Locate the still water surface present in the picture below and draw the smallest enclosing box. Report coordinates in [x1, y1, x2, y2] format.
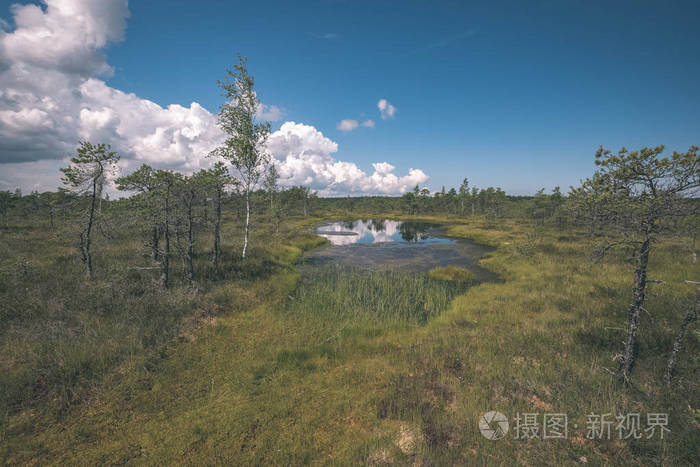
[305, 219, 499, 282]
[316, 219, 454, 246]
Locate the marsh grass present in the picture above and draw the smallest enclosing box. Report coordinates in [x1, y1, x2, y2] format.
[0, 234, 199, 425]
[0, 209, 320, 431]
[289, 265, 467, 325]
[1, 212, 698, 466]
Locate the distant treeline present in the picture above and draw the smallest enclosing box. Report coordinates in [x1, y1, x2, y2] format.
[0, 180, 572, 237]
[4, 179, 697, 234]
[313, 182, 568, 225]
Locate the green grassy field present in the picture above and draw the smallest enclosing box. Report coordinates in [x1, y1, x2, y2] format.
[1, 212, 698, 465]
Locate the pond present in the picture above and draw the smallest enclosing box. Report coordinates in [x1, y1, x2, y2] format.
[316, 219, 454, 246]
[303, 219, 500, 282]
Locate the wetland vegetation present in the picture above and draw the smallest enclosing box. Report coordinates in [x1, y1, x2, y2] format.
[0, 56, 698, 466]
[1, 171, 699, 465]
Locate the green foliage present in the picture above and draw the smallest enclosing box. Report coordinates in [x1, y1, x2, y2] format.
[281, 185, 317, 217]
[570, 145, 700, 236]
[60, 142, 119, 194]
[209, 55, 270, 189]
[569, 145, 700, 380]
[209, 56, 271, 258]
[399, 182, 511, 218]
[60, 142, 121, 279]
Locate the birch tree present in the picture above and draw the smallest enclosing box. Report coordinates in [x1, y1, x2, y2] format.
[210, 56, 270, 259]
[60, 142, 119, 279]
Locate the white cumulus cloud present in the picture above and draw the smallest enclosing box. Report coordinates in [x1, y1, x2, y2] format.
[267, 122, 428, 196]
[0, 0, 428, 196]
[0, 0, 223, 175]
[372, 162, 395, 175]
[361, 119, 375, 128]
[0, 0, 128, 76]
[377, 98, 396, 120]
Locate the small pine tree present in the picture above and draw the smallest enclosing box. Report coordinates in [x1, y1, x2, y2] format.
[60, 142, 119, 279]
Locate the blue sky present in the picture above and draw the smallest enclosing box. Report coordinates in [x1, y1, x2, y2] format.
[1, 0, 699, 195]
